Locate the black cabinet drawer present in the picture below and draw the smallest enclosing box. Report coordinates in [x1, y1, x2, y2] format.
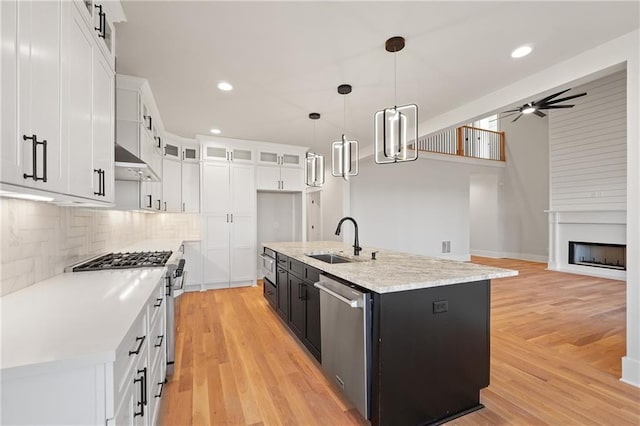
[263, 277, 277, 309]
[289, 258, 304, 278]
[277, 253, 288, 268]
[304, 265, 320, 284]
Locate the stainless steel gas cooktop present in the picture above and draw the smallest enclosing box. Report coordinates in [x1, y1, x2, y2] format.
[71, 251, 173, 272]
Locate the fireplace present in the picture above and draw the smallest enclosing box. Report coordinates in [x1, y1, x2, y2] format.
[568, 241, 626, 271]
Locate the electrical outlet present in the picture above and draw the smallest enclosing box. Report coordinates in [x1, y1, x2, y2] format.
[433, 300, 448, 314]
[441, 240, 451, 253]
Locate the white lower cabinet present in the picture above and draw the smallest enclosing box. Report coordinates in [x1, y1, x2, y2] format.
[0, 278, 166, 425]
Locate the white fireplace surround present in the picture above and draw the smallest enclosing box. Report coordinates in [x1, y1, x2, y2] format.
[548, 210, 626, 280]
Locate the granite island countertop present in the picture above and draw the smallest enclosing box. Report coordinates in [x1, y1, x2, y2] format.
[263, 241, 518, 293]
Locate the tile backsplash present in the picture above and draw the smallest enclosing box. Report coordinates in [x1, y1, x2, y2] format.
[0, 199, 201, 296]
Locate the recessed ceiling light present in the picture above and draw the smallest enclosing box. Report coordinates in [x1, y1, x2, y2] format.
[511, 45, 532, 59]
[210, 128, 221, 134]
[217, 81, 233, 91]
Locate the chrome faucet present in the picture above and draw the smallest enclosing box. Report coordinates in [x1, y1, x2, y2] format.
[335, 217, 362, 256]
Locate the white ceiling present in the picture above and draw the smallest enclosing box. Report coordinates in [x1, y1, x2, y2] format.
[115, 1, 639, 156]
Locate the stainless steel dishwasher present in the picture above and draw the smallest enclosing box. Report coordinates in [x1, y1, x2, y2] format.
[314, 274, 371, 420]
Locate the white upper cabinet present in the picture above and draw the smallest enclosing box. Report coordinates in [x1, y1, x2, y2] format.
[182, 145, 200, 162]
[65, 2, 114, 202]
[181, 162, 200, 213]
[1, 0, 120, 204]
[162, 158, 181, 212]
[202, 141, 254, 164]
[258, 149, 302, 168]
[255, 146, 305, 191]
[74, 0, 118, 70]
[163, 140, 181, 160]
[1, 0, 66, 193]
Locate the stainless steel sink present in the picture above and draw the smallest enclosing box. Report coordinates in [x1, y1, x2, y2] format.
[306, 253, 356, 264]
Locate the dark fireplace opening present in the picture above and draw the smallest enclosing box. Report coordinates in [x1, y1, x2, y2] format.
[568, 241, 626, 271]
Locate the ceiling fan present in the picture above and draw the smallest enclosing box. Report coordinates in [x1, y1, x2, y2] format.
[500, 88, 587, 122]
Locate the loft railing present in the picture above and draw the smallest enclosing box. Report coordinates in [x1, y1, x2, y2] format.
[416, 126, 505, 161]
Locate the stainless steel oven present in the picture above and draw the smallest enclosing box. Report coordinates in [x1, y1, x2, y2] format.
[261, 247, 277, 308]
[261, 247, 276, 284]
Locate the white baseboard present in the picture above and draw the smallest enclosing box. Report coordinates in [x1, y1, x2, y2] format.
[621, 356, 640, 388]
[548, 264, 626, 281]
[470, 250, 548, 263]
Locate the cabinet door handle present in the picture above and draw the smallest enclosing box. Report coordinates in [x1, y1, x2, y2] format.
[226, 213, 229, 223]
[154, 297, 163, 308]
[182, 202, 185, 212]
[157, 200, 161, 210]
[164, 201, 167, 211]
[155, 382, 164, 398]
[155, 136, 161, 149]
[154, 334, 164, 348]
[22, 134, 47, 182]
[94, 4, 104, 36]
[298, 282, 303, 300]
[230, 151, 234, 162]
[146, 195, 152, 208]
[101, 170, 106, 196]
[134, 367, 147, 416]
[129, 336, 146, 356]
[94, 169, 103, 195]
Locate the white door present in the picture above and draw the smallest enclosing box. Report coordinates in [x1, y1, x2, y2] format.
[162, 158, 181, 212]
[65, 6, 94, 199]
[18, 0, 66, 191]
[256, 166, 280, 191]
[307, 190, 322, 241]
[181, 162, 200, 213]
[280, 167, 303, 191]
[92, 48, 114, 202]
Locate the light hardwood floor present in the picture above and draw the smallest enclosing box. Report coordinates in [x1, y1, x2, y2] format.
[160, 258, 640, 425]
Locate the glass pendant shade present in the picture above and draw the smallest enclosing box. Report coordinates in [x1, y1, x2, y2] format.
[305, 152, 325, 187]
[331, 135, 358, 181]
[374, 103, 418, 164]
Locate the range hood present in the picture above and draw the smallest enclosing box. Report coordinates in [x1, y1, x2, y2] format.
[114, 144, 160, 182]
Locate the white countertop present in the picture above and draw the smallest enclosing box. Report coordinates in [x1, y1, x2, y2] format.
[263, 241, 518, 293]
[0, 239, 184, 375]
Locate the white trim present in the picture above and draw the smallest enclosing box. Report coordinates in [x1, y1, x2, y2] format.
[621, 356, 640, 387]
[470, 250, 548, 263]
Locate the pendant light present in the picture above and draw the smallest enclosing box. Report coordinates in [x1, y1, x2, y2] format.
[305, 113, 325, 187]
[374, 36, 418, 164]
[332, 84, 359, 181]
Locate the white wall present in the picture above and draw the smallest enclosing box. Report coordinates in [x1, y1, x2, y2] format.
[499, 112, 550, 261]
[470, 174, 501, 257]
[415, 30, 639, 387]
[549, 70, 626, 210]
[319, 163, 349, 241]
[350, 156, 508, 261]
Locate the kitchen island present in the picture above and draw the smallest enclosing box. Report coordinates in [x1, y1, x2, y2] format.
[263, 241, 517, 426]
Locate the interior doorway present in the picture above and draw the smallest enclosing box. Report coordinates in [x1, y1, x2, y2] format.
[307, 190, 322, 241]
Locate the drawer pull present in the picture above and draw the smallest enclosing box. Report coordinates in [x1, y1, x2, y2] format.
[154, 335, 164, 348]
[154, 297, 163, 308]
[129, 336, 146, 356]
[155, 381, 164, 398]
[133, 367, 147, 417]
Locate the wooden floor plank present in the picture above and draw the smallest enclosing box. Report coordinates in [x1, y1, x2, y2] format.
[160, 258, 640, 425]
